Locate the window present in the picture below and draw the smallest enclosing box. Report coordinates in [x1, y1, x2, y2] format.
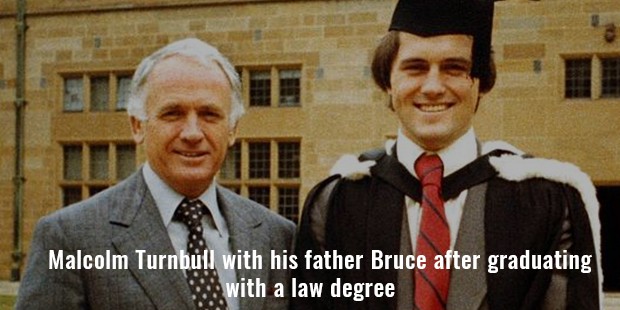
[90, 145, 109, 180]
[220, 144, 241, 179]
[241, 67, 302, 107]
[249, 187, 271, 209]
[62, 72, 133, 112]
[602, 58, 620, 98]
[564, 56, 620, 100]
[249, 71, 271, 106]
[116, 145, 137, 180]
[116, 75, 132, 110]
[249, 142, 271, 179]
[278, 142, 300, 178]
[279, 69, 301, 107]
[63, 77, 84, 111]
[61, 143, 136, 206]
[278, 187, 300, 223]
[63, 145, 82, 180]
[565, 59, 591, 99]
[90, 77, 109, 112]
[62, 187, 82, 207]
[219, 140, 301, 222]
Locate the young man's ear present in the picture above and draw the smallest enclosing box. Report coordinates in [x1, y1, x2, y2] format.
[471, 78, 482, 112]
[386, 88, 396, 111]
[130, 116, 145, 144]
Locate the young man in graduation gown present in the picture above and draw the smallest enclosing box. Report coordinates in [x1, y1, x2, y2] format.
[291, 0, 602, 309]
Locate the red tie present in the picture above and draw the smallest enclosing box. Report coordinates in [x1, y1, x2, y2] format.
[414, 154, 450, 310]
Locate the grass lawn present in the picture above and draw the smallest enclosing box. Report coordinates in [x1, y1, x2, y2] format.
[0, 295, 15, 310]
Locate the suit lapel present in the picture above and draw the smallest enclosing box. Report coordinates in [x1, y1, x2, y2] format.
[447, 182, 488, 310]
[109, 171, 194, 309]
[217, 186, 268, 310]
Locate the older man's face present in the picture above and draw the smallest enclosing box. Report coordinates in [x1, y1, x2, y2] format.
[389, 32, 479, 152]
[131, 55, 235, 198]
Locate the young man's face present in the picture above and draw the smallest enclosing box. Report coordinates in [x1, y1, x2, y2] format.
[389, 32, 480, 151]
[131, 55, 236, 198]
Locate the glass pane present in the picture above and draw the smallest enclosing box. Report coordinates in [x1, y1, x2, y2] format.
[89, 186, 108, 197]
[116, 145, 136, 180]
[63, 145, 82, 180]
[564, 59, 591, 99]
[220, 144, 241, 179]
[90, 145, 109, 180]
[602, 58, 620, 98]
[116, 75, 132, 110]
[63, 77, 84, 112]
[62, 187, 82, 207]
[249, 186, 270, 208]
[249, 70, 271, 106]
[278, 142, 300, 178]
[90, 76, 109, 112]
[279, 69, 301, 107]
[278, 187, 299, 223]
[249, 142, 270, 179]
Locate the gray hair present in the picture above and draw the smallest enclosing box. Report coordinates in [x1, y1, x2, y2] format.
[127, 38, 245, 128]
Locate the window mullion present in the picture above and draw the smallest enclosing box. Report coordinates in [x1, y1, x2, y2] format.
[242, 68, 250, 108]
[271, 67, 279, 107]
[83, 74, 92, 113]
[82, 143, 89, 201]
[110, 143, 117, 182]
[592, 55, 602, 100]
[241, 140, 249, 197]
[110, 73, 118, 112]
[270, 140, 278, 211]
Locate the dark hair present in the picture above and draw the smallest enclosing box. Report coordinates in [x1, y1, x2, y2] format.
[371, 31, 496, 95]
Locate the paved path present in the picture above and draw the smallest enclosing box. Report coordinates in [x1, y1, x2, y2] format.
[0, 281, 19, 296]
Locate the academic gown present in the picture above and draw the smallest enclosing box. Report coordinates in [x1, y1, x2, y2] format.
[291, 143, 601, 310]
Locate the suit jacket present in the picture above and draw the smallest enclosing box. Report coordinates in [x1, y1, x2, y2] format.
[292, 146, 600, 309]
[16, 169, 296, 310]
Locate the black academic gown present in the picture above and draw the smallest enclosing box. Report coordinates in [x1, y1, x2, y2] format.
[292, 147, 599, 310]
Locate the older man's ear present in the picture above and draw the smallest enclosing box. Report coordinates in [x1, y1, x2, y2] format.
[130, 116, 145, 145]
[228, 126, 237, 147]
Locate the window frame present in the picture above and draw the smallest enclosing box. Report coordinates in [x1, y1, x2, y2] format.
[562, 54, 620, 102]
[239, 66, 302, 108]
[564, 58, 592, 99]
[601, 57, 620, 98]
[218, 139, 301, 222]
[59, 141, 137, 207]
[60, 71, 134, 113]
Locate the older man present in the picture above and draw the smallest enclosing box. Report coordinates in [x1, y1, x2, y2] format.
[17, 38, 295, 310]
[293, 0, 602, 309]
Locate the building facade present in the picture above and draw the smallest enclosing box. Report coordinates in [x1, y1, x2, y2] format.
[1, 0, 619, 302]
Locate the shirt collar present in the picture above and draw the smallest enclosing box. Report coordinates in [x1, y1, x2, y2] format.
[396, 127, 478, 178]
[142, 162, 227, 236]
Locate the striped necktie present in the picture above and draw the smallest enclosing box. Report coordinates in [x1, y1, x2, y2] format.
[414, 154, 450, 310]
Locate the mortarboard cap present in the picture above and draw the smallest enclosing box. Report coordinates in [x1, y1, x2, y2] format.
[389, 0, 494, 79]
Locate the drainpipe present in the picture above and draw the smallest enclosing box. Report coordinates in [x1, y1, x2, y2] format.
[12, 0, 27, 281]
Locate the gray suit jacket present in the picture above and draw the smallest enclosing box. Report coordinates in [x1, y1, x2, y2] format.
[16, 169, 296, 310]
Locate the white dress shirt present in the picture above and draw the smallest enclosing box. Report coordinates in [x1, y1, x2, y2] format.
[396, 128, 478, 254]
[143, 163, 239, 310]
